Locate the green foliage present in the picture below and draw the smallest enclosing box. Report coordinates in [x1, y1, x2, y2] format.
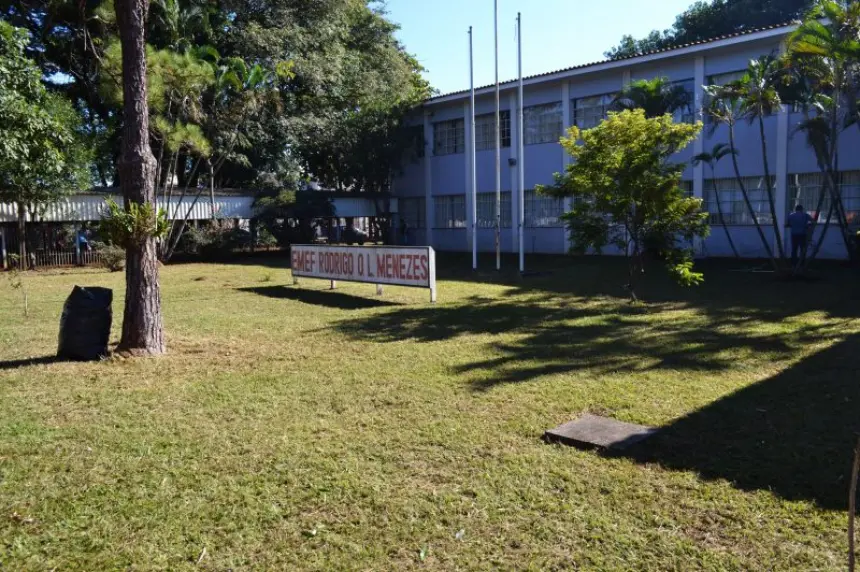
[606, 0, 812, 60]
[611, 77, 692, 118]
[175, 222, 252, 256]
[255, 190, 335, 246]
[0, 20, 92, 209]
[540, 110, 708, 299]
[92, 241, 126, 272]
[98, 198, 169, 248]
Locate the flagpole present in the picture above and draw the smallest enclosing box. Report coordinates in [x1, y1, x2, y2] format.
[469, 27, 478, 271]
[517, 12, 525, 273]
[517, 12, 526, 273]
[494, 0, 501, 271]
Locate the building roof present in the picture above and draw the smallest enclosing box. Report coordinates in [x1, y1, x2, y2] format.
[425, 21, 796, 105]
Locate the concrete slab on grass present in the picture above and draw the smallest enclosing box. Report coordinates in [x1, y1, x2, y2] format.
[544, 414, 658, 450]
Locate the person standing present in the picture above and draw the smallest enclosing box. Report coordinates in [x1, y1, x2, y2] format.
[787, 204, 814, 268]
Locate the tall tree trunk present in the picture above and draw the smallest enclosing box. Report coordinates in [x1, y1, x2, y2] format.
[727, 123, 779, 271]
[209, 161, 216, 219]
[758, 116, 786, 261]
[115, 0, 166, 356]
[708, 166, 741, 259]
[16, 202, 27, 267]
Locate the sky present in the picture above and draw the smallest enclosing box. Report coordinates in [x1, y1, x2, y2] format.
[385, 0, 696, 96]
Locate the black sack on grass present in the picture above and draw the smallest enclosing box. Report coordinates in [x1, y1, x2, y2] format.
[57, 286, 113, 361]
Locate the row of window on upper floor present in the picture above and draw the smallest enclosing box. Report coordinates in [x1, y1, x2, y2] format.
[398, 171, 860, 229]
[427, 70, 789, 156]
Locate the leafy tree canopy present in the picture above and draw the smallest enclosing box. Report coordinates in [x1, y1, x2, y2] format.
[540, 110, 709, 300]
[0, 0, 429, 193]
[0, 20, 92, 210]
[605, 0, 812, 60]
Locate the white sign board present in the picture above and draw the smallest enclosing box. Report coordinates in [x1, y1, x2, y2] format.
[290, 245, 437, 302]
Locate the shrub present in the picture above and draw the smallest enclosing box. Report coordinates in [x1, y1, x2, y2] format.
[93, 241, 126, 272]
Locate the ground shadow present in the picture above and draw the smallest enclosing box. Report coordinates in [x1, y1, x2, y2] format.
[334, 288, 846, 389]
[617, 333, 860, 510]
[0, 356, 60, 370]
[238, 285, 401, 310]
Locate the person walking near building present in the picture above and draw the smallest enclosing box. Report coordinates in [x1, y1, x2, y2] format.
[787, 204, 814, 268]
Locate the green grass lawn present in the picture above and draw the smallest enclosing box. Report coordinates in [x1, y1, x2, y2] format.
[1, 254, 858, 570]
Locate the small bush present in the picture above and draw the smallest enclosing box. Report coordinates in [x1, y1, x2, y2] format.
[93, 242, 126, 272]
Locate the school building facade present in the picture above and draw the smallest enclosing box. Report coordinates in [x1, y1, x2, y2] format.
[392, 22, 860, 260]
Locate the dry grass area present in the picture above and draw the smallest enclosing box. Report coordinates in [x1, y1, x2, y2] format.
[0, 255, 858, 570]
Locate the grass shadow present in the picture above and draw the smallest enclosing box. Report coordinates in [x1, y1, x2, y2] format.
[616, 333, 860, 510]
[238, 285, 401, 310]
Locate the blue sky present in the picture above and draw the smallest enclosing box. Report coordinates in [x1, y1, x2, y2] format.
[385, 0, 695, 95]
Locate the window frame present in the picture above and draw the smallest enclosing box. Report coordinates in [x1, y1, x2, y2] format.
[524, 191, 564, 228]
[476, 192, 512, 229]
[433, 195, 467, 229]
[475, 110, 512, 151]
[704, 176, 775, 226]
[433, 118, 465, 156]
[524, 102, 563, 145]
[572, 93, 614, 130]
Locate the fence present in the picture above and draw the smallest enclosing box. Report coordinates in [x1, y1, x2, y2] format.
[2, 246, 104, 270]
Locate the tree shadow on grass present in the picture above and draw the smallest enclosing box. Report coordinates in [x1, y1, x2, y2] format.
[616, 333, 860, 510]
[237, 285, 401, 310]
[334, 288, 847, 389]
[0, 356, 60, 370]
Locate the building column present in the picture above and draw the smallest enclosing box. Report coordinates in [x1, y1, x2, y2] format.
[561, 81, 572, 253]
[423, 111, 434, 246]
[464, 101, 474, 253]
[693, 56, 707, 257]
[622, 69, 632, 87]
[509, 92, 519, 253]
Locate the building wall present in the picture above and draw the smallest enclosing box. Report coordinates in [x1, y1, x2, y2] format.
[395, 27, 858, 260]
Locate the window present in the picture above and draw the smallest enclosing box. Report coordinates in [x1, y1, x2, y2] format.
[476, 192, 512, 228]
[410, 126, 425, 158]
[475, 111, 511, 151]
[788, 171, 860, 225]
[680, 180, 694, 198]
[672, 79, 696, 124]
[704, 176, 775, 225]
[573, 94, 614, 130]
[704, 71, 745, 124]
[524, 103, 563, 145]
[707, 70, 746, 87]
[434, 195, 466, 228]
[524, 191, 564, 227]
[399, 197, 425, 229]
[433, 119, 464, 155]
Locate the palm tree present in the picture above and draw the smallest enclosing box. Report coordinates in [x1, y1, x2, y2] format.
[722, 55, 787, 263]
[611, 77, 692, 119]
[693, 143, 741, 259]
[787, 0, 860, 261]
[704, 84, 779, 271]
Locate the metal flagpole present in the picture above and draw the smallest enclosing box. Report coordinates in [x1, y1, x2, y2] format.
[494, 0, 501, 271]
[470, 26, 478, 271]
[517, 12, 525, 274]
